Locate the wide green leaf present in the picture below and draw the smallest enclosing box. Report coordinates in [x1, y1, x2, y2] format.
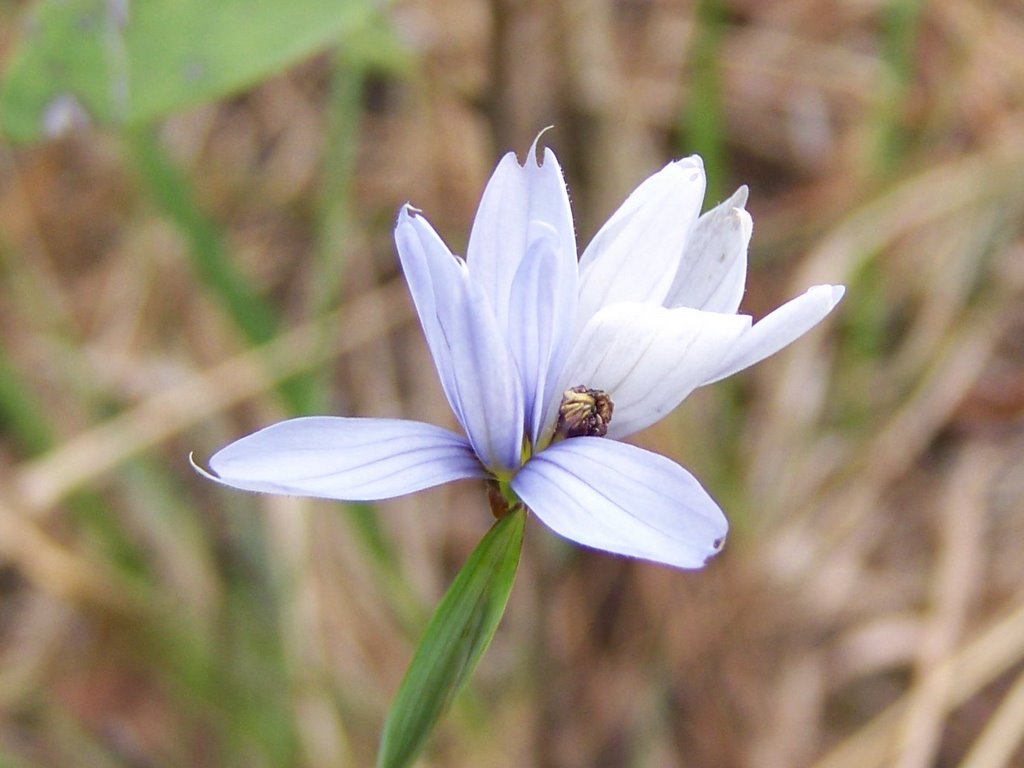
[377, 508, 526, 768]
[0, 0, 407, 142]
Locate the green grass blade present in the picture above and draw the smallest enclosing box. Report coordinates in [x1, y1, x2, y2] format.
[126, 127, 316, 413]
[872, 0, 926, 173]
[0, 0, 380, 142]
[127, 127, 279, 344]
[0, 343, 55, 457]
[377, 508, 526, 768]
[682, 0, 728, 203]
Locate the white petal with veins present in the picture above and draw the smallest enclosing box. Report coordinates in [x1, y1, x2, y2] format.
[508, 227, 576, 444]
[432, 259, 526, 471]
[396, 206, 525, 469]
[395, 206, 466, 426]
[704, 284, 846, 385]
[512, 437, 727, 569]
[559, 302, 750, 439]
[576, 157, 706, 327]
[468, 142, 576, 332]
[665, 186, 751, 314]
[205, 418, 485, 501]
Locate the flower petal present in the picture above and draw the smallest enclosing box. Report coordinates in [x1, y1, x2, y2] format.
[507, 225, 577, 445]
[511, 437, 727, 569]
[396, 207, 525, 470]
[433, 258, 526, 471]
[558, 302, 750, 439]
[703, 284, 846, 384]
[467, 141, 577, 333]
[576, 156, 706, 327]
[664, 186, 751, 314]
[394, 206, 466, 427]
[202, 417, 486, 501]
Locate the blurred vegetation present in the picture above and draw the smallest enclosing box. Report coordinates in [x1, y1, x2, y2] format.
[1, 0, 1023, 766]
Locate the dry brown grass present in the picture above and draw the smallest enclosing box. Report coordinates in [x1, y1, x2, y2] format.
[1, 0, 1023, 765]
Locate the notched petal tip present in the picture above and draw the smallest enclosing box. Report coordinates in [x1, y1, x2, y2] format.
[669, 155, 705, 185]
[717, 203, 753, 240]
[733, 207, 754, 242]
[395, 203, 423, 224]
[704, 534, 727, 566]
[675, 154, 704, 172]
[189, 451, 221, 483]
[805, 283, 847, 310]
[527, 126, 556, 165]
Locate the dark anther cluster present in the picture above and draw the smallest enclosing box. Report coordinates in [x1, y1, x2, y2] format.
[556, 386, 614, 439]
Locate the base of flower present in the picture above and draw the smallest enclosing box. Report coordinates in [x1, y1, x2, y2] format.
[486, 479, 524, 519]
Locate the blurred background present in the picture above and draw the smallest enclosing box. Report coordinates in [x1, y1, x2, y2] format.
[1, 0, 1023, 765]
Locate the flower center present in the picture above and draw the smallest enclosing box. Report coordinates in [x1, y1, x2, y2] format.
[556, 386, 614, 438]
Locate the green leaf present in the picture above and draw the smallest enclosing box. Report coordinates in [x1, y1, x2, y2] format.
[377, 508, 526, 768]
[0, 0, 408, 142]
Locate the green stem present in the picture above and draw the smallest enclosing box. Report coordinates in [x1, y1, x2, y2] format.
[377, 507, 527, 768]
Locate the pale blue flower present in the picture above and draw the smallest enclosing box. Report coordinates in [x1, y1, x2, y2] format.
[199, 142, 844, 569]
